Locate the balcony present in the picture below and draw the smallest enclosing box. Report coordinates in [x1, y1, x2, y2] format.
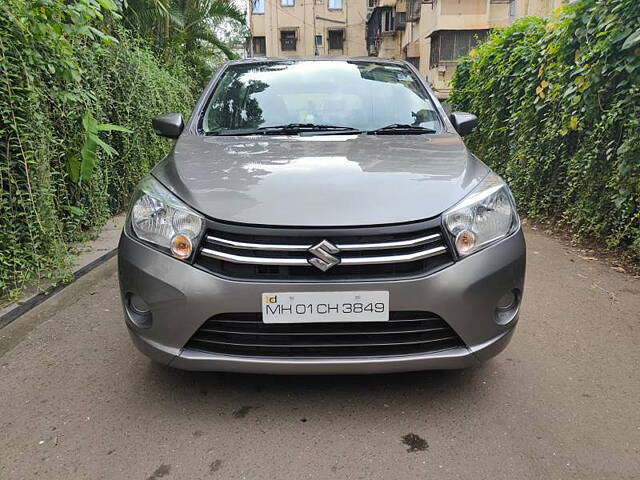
[405, 38, 420, 58]
[422, 0, 499, 37]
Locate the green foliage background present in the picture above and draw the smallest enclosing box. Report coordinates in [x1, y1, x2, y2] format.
[450, 0, 640, 261]
[1, 0, 197, 300]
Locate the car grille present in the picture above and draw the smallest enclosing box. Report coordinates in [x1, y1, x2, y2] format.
[194, 219, 453, 281]
[184, 311, 466, 358]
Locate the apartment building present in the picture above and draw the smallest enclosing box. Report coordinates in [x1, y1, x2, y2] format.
[247, 0, 368, 57]
[367, 0, 569, 97]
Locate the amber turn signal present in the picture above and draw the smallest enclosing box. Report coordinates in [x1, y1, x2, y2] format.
[170, 233, 193, 259]
[455, 230, 476, 256]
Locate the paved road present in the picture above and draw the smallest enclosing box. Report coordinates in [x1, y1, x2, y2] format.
[1, 226, 639, 480]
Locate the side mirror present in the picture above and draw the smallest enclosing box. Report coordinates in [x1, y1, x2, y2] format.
[449, 112, 478, 137]
[152, 113, 184, 139]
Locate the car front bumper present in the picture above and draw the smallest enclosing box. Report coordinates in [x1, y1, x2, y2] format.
[118, 228, 526, 374]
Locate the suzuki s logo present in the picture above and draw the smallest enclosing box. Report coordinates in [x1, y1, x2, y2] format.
[308, 240, 340, 272]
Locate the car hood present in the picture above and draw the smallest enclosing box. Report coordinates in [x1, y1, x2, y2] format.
[152, 134, 490, 227]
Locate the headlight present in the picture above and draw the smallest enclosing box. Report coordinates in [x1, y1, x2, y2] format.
[130, 176, 204, 260]
[443, 172, 519, 257]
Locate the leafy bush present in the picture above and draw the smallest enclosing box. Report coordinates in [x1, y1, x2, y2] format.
[450, 0, 640, 261]
[0, 0, 196, 300]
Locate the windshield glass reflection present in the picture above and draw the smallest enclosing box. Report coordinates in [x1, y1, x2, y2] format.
[201, 61, 441, 134]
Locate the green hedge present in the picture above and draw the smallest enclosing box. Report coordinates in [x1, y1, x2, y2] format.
[1, 0, 197, 300]
[450, 0, 640, 261]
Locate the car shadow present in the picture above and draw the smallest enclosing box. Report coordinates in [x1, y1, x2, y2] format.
[143, 360, 489, 405]
[125, 357, 506, 441]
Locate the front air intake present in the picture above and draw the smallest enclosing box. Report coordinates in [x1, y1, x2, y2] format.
[184, 311, 466, 358]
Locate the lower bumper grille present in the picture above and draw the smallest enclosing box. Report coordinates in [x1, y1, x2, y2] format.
[184, 312, 466, 358]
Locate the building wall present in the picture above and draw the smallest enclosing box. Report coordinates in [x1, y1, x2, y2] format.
[420, 0, 512, 39]
[372, 0, 569, 97]
[517, 0, 567, 17]
[249, 0, 566, 95]
[248, 0, 368, 57]
[377, 33, 402, 59]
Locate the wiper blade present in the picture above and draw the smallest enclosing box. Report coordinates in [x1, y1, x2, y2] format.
[207, 124, 363, 136]
[258, 123, 362, 133]
[368, 124, 437, 135]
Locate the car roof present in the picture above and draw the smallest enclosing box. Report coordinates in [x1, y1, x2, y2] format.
[225, 56, 410, 67]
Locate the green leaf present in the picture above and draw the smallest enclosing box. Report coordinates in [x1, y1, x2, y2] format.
[79, 138, 98, 181]
[67, 154, 81, 183]
[63, 205, 83, 216]
[82, 111, 98, 134]
[96, 123, 132, 133]
[622, 28, 640, 50]
[87, 133, 118, 156]
[88, 26, 118, 44]
[95, 0, 119, 12]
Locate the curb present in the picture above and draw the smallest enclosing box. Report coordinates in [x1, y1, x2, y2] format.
[0, 249, 118, 330]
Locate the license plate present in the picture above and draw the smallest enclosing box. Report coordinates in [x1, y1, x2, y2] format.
[262, 291, 389, 324]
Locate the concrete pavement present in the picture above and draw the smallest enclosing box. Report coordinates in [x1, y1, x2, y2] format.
[0, 214, 126, 323]
[1, 226, 639, 479]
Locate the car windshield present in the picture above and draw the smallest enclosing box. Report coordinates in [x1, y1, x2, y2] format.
[200, 61, 441, 134]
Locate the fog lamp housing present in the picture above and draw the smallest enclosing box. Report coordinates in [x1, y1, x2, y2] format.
[126, 293, 152, 329]
[494, 289, 520, 326]
[496, 290, 517, 311]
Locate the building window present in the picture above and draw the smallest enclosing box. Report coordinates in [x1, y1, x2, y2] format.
[280, 30, 297, 51]
[368, 0, 376, 7]
[252, 0, 264, 13]
[281, 0, 294, 6]
[328, 0, 342, 9]
[252, 36, 266, 56]
[406, 0, 421, 21]
[381, 8, 395, 32]
[315, 35, 323, 46]
[328, 29, 344, 50]
[429, 30, 489, 67]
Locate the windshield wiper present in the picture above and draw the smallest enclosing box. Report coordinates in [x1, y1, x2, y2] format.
[368, 124, 437, 135]
[260, 123, 362, 134]
[208, 124, 363, 136]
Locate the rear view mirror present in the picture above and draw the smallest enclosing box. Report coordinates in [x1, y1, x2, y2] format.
[449, 112, 478, 137]
[152, 113, 184, 139]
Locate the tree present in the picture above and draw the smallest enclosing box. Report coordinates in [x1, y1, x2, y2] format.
[121, 0, 245, 83]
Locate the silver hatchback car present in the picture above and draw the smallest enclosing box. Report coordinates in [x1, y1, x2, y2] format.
[118, 58, 526, 374]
